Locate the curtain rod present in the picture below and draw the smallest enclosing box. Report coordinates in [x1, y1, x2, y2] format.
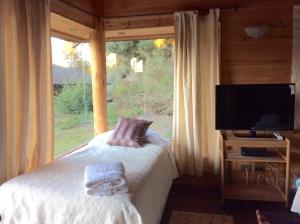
[100, 4, 246, 20]
[101, 12, 173, 21]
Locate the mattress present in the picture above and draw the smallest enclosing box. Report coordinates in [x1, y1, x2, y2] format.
[0, 131, 178, 224]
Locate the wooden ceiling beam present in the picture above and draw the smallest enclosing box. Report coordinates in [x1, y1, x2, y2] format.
[51, 0, 95, 28]
[50, 13, 93, 42]
[105, 26, 174, 41]
[103, 14, 174, 31]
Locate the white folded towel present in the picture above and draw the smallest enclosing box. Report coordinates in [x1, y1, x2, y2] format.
[84, 162, 128, 196]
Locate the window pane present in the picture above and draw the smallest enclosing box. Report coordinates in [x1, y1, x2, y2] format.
[51, 37, 94, 157]
[106, 39, 174, 139]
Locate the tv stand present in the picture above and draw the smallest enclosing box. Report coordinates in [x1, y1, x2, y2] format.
[233, 131, 276, 139]
[220, 131, 290, 207]
[249, 130, 256, 138]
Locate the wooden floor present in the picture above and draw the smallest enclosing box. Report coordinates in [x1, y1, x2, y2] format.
[161, 175, 300, 224]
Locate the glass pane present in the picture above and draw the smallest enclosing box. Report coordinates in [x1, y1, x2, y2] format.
[51, 37, 94, 157]
[106, 39, 174, 140]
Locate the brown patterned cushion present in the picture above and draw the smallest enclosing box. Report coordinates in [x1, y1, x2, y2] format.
[107, 117, 153, 147]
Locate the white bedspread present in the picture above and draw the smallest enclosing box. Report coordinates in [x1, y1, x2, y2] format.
[292, 187, 300, 214]
[0, 131, 178, 224]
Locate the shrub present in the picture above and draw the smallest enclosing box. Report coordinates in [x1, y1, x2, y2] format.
[56, 115, 81, 130]
[55, 83, 93, 114]
[106, 43, 174, 121]
[108, 103, 118, 129]
[141, 50, 174, 115]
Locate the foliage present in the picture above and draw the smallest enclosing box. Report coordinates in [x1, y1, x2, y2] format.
[107, 63, 130, 84]
[55, 84, 93, 114]
[54, 38, 174, 156]
[141, 50, 174, 115]
[107, 103, 118, 129]
[106, 38, 174, 123]
[63, 42, 91, 75]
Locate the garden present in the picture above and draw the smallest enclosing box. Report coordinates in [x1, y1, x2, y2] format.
[53, 38, 174, 156]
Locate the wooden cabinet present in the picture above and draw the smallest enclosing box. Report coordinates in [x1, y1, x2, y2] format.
[220, 131, 290, 207]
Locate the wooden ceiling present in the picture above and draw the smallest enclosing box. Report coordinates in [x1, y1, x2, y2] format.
[51, 0, 300, 21]
[51, 12, 174, 42]
[52, 0, 300, 26]
[51, 0, 94, 28]
[51, 13, 93, 42]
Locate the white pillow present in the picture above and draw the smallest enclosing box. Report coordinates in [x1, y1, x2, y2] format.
[144, 129, 169, 143]
[88, 129, 169, 146]
[88, 130, 114, 146]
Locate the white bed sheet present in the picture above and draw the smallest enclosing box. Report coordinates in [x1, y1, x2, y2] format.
[292, 187, 300, 214]
[0, 131, 178, 224]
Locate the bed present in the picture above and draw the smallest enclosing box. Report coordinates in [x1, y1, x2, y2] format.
[0, 130, 178, 224]
[292, 187, 300, 215]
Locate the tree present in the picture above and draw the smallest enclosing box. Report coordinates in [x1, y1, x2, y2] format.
[106, 39, 173, 71]
[64, 42, 91, 75]
[106, 38, 174, 129]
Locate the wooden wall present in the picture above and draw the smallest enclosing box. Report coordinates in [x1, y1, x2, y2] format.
[220, 5, 293, 84]
[98, 2, 294, 85]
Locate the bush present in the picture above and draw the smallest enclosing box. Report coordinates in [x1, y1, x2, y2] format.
[142, 50, 174, 115]
[55, 84, 93, 114]
[108, 103, 118, 129]
[56, 114, 81, 130]
[106, 41, 174, 125]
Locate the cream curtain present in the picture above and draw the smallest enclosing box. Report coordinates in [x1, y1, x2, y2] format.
[293, 5, 300, 129]
[90, 19, 108, 135]
[173, 9, 220, 177]
[0, 0, 54, 183]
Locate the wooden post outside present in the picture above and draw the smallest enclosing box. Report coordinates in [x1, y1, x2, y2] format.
[90, 18, 108, 135]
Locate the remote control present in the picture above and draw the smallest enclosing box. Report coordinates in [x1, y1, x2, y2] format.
[273, 132, 283, 140]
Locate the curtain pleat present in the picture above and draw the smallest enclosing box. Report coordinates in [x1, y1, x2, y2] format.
[0, 0, 54, 183]
[293, 6, 300, 129]
[173, 10, 220, 176]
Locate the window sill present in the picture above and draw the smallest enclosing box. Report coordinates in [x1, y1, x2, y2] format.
[55, 143, 88, 160]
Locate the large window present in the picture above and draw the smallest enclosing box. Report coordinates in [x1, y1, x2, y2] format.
[106, 39, 174, 139]
[51, 37, 93, 157]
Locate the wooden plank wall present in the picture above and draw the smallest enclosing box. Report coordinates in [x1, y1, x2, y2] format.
[220, 5, 293, 84]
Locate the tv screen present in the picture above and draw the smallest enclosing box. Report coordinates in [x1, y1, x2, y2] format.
[216, 84, 295, 131]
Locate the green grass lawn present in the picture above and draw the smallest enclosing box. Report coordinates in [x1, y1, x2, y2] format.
[54, 111, 173, 157]
[54, 113, 94, 157]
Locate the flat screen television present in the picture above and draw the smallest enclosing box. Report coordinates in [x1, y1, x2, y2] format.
[216, 84, 295, 131]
